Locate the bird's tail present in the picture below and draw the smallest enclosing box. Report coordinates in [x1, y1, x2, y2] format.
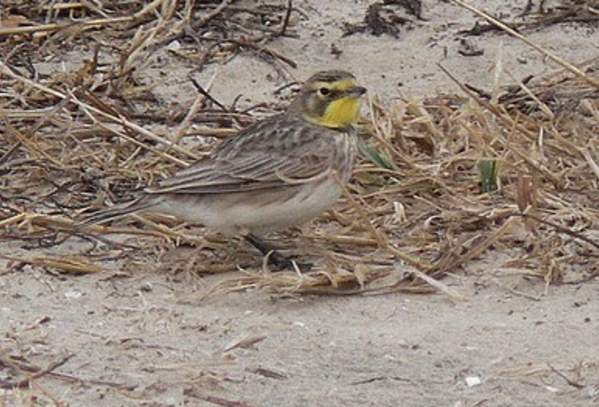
[78, 195, 160, 227]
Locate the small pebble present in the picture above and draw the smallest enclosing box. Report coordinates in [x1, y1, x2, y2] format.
[140, 282, 153, 292]
[465, 376, 481, 387]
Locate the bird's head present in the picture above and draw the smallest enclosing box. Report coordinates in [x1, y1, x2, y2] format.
[288, 70, 367, 129]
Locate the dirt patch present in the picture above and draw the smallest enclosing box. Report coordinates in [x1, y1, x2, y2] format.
[1, 1, 598, 406]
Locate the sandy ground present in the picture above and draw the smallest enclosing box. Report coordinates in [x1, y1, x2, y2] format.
[2, 1, 599, 406]
[2, 265, 598, 406]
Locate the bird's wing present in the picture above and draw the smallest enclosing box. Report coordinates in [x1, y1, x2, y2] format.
[147, 115, 338, 195]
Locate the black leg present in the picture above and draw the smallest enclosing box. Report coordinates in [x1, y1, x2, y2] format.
[244, 233, 310, 271]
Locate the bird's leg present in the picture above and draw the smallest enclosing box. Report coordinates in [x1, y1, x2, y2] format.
[244, 233, 294, 269]
[243, 233, 310, 271]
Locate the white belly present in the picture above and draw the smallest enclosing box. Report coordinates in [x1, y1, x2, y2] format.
[155, 179, 343, 235]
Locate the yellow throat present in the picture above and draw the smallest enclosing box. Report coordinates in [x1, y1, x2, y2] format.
[318, 96, 362, 128]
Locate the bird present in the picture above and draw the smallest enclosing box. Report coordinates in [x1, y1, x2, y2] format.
[80, 70, 367, 269]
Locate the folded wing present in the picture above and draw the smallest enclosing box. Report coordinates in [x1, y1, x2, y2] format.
[146, 115, 336, 195]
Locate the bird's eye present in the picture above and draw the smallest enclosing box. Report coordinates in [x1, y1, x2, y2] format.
[318, 87, 330, 96]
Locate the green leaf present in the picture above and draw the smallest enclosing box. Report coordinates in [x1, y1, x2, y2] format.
[479, 160, 498, 193]
[358, 138, 397, 171]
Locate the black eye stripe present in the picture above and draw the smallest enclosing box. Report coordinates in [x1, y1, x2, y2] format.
[316, 88, 342, 98]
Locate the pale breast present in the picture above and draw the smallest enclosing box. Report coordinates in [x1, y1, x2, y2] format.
[331, 130, 357, 184]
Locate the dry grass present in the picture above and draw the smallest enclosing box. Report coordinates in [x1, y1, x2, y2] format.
[1, 0, 598, 301]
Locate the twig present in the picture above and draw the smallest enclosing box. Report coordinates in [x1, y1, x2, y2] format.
[193, 0, 233, 30]
[493, 279, 541, 301]
[219, 38, 297, 68]
[0, 353, 75, 389]
[547, 363, 585, 389]
[189, 75, 227, 111]
[521, 212, 599, 250]
[0, 17, 132, 37]
[409, 268, 466, 302]
[278, 0, 293, 37]
[194, 395, 254, 407]
[450, 0, 599, 88]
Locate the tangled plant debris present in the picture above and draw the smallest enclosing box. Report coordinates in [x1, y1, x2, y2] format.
[0, 1, 598, 299]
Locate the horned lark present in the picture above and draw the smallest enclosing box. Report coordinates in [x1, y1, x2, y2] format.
[82, 70, 367, 268]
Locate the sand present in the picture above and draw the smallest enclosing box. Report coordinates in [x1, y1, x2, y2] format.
[1, 1, 598, 406]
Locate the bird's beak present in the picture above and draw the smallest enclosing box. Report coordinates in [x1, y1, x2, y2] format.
[346, 86, 367, 97]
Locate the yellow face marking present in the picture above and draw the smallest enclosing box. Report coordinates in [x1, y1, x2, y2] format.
[333, 78, 357, 91]
[313, 78, 356, 92]
[319, 96, 362, 128]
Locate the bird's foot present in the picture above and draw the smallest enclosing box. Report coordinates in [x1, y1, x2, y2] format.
[267, 250, 313, 272]
[244, 233, 312, 272]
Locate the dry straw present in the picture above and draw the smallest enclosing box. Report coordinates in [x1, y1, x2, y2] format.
[0, 1, 597, 299]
